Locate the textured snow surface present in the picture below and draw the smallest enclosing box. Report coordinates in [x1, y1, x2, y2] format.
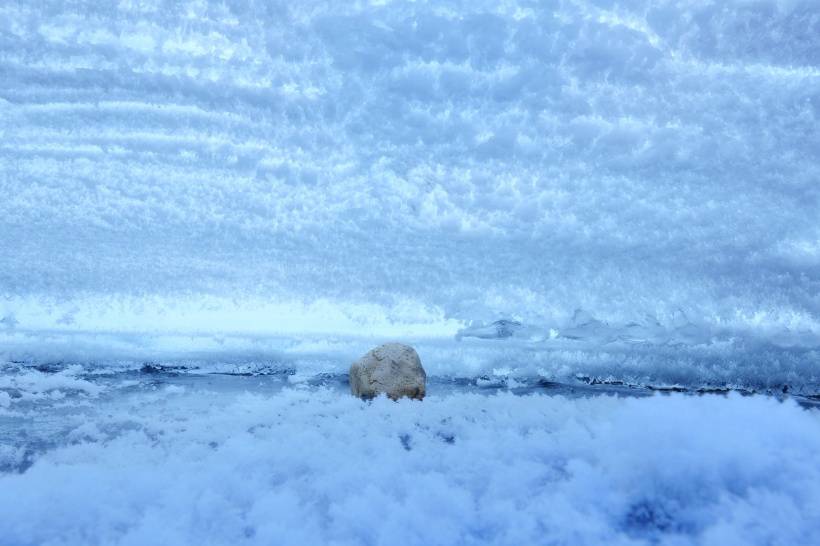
[1, 0, 819, 349]
[3, 4, 820, 543]
[2, 386, 820, 545]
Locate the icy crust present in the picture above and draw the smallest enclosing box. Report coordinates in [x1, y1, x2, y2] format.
[1, 389, 819, 545]
[2, 328, 819, 399]
[0, 365, 104, 411]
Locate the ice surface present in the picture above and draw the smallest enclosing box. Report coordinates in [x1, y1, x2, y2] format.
[3, 326, 819, 394]
[2, 386, 820, 545]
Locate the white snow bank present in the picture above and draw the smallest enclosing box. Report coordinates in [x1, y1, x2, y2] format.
[1, 390, 818, 545]
[1, 0, 819, 343]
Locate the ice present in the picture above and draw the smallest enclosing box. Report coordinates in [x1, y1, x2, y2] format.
[455, 319, 538, 340]
[3, 326, 819, 395]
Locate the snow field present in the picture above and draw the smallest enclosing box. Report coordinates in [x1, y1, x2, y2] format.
[1, 388, 819, 545]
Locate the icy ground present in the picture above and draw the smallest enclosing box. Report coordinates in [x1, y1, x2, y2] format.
[2, 361, 820, 545]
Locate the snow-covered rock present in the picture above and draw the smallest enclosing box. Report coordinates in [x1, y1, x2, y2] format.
[349, 343, 426, 400]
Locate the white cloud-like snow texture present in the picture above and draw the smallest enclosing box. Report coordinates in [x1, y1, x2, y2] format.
[2, 387, 820, 546]
[0, 0, 818, 339]
[2, 3, 820, 545]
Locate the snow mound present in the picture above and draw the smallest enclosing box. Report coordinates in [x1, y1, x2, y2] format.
[1, 389, 819, 545]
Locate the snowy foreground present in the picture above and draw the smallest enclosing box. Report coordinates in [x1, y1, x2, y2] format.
[2, 368, 820, 546]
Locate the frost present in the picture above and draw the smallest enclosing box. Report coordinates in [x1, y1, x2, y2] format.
[0, 0, 817, 352]
[1, 389, 819, 545]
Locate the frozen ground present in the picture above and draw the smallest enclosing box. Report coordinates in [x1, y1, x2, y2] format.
[2, 377, 820, 546]
[2, 362, 820, 545]
[1, 1, 819, 544]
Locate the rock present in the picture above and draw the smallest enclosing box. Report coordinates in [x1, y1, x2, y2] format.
[349, 343, 426, 400]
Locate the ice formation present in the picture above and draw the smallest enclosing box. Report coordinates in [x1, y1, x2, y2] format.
[1, 2, 820, 543]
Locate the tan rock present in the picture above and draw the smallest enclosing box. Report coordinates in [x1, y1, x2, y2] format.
[349, 343, 426, 400]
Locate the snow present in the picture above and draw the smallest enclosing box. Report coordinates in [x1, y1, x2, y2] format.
[1, 1, 819, 543]
[1, 387, 819, 545]
[1, 0, 818, 351]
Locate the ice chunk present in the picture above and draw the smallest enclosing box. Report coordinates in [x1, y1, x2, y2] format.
[456, 319, 523, 340]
